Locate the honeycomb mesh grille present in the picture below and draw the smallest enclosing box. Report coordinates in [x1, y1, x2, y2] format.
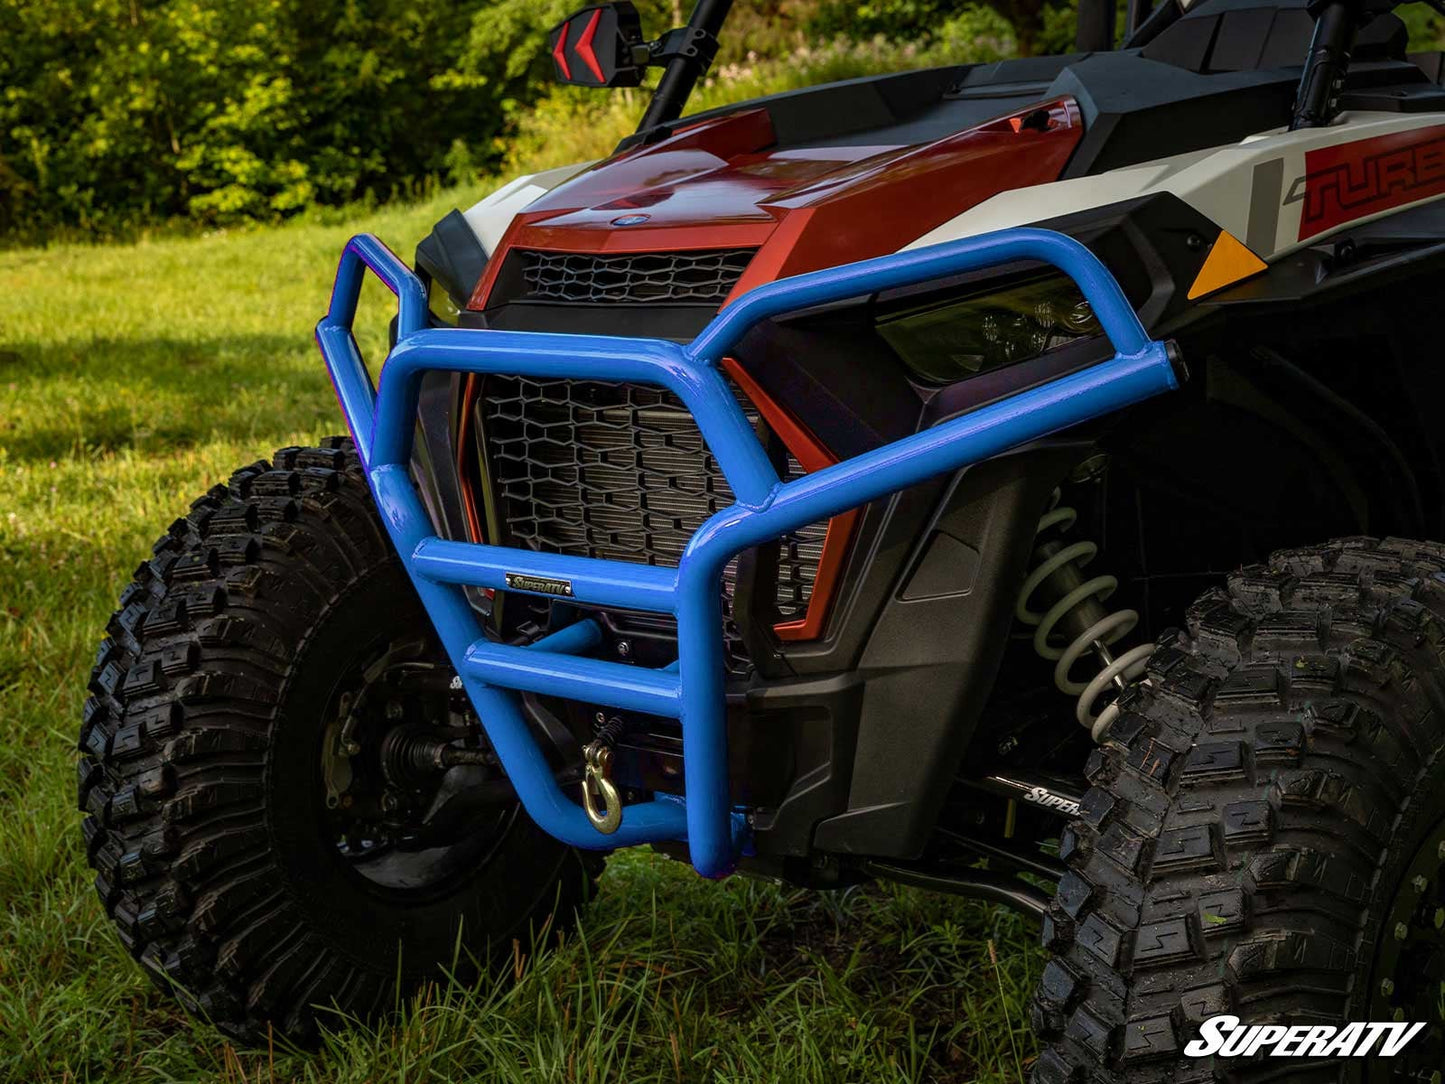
[481, 377, 828, 649]
[517, 249, 755, 304]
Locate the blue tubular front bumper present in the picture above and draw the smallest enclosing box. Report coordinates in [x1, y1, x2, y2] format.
[315, 227, 1180, 879]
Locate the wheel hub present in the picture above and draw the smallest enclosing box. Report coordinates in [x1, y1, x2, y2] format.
[318, 638, 514, 890]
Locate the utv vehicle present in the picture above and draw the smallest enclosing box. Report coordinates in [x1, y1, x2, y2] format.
[82, 0, 1445, 1077]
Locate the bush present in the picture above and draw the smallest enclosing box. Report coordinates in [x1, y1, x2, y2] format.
[0, 0, 848, 241]
[0, 0, 494, 239]
[0, 0, 1086, 243]
[809, 0, 1069, 56]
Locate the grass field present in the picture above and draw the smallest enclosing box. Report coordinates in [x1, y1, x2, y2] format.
[0, 190, 1043, 1082]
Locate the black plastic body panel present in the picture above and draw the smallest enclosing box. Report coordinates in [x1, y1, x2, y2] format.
[611, 0, 1435, 185]
[411, 212, 488, 549]
[809, 450, 1078, 857]
[415, 209, 489, 313]
[462, 300, 716, 342]
[1151, 204, 1445, 544]
[413, 372, 472, 546]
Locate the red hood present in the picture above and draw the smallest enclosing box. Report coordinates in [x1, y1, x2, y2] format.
[469, 96, 1083, 309]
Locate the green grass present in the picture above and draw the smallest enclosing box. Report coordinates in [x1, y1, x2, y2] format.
[0, 184, 1043, 1082]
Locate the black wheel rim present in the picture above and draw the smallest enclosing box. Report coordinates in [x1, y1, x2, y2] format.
[1368, 814, 1445, 1082]
[317, 635, 518, 898]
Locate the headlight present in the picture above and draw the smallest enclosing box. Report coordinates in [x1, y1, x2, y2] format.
[876, 274, 1102, 384]
[427, 274, 461, 327]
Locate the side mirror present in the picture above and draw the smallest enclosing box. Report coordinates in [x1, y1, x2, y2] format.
[548, 3, 648, 88]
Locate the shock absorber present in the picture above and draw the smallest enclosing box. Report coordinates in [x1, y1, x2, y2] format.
[1015, 492, 1153, 741]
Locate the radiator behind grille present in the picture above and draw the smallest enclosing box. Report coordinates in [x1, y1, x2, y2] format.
[481, 377, 827, 652]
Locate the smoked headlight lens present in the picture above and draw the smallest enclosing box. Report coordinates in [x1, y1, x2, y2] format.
[426, 273, 461, 327]
[876, 275, 1102, 384]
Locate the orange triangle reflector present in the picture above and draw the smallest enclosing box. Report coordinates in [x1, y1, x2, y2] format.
[1188, 230, 1268, 300]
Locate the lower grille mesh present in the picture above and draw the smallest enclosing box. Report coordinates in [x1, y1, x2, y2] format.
[480, 377, 828, 648]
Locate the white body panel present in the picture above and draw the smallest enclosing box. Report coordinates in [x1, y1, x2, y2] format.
[908, 111, 1445, 260]
[460, 161, 595, 254]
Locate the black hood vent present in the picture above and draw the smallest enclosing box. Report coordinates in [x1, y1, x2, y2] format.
[514, 248, 755, 305]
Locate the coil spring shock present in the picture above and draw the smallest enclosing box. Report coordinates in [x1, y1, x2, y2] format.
[1015, 492, 1153, 742]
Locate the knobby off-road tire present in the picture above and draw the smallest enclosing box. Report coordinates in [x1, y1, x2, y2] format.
[79, 439, 599, 1043]
[1031, 537, 1445, 1083]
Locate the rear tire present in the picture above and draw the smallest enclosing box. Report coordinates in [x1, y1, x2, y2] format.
[1031, 537, 1445, 1082]
[79, 438, 599, 1043]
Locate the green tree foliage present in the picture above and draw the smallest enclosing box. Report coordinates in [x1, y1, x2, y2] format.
[0, 0, 1105, 241]
[811, 0, 1077, 56]
[446, 0, 825, 108]
[0, 0, 492, 238]
[499, 9, 1016, 178]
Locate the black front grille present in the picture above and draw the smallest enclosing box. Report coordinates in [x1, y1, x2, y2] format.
[480, 377, 827, 650]
[517, 249, 754, 304]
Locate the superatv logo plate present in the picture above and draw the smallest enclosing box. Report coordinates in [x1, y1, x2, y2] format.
[1185, 1015, 1426, 1058]
[505, 573, 574, 597]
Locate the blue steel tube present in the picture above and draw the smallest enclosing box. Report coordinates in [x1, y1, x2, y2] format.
[376, 330, 781, 508]
[316, 225, 1181, 879]
[368, 463, 691, 849]
[410, 536, 679, 612]
[687, 227, 1154, 367]
[528, 618, 604, 655]
[671, 342, 1178, 877]
[463, 642, 683, 716]
[317, 235, 430, 468]
[696, 347, 1176, 555]
[330, 234, 430, 339]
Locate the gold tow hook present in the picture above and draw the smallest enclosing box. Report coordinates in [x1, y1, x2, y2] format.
[581, 740, 623, 834]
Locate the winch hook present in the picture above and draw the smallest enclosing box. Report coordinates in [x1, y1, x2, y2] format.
[581, 737, 623, 834]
